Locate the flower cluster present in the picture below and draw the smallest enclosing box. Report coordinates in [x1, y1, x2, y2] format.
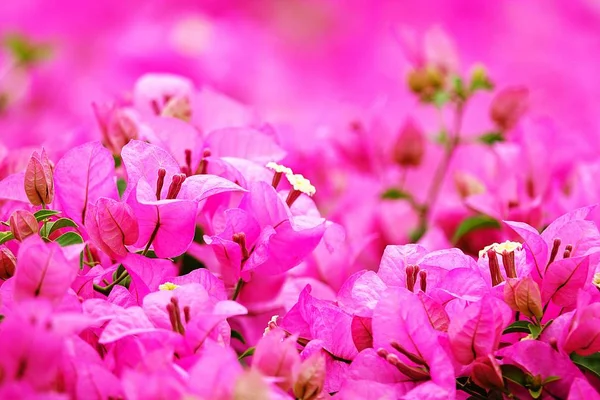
[1, 3, 600, 399]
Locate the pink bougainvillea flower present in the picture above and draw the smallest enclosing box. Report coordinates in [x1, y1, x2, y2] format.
[84, 197, 139, 260]
[132, 73, 195, 119]
[376, 244, 488, 312]
[13, 235, 82, 304]
[206, 181, 325, 287]
[54, 141, 119, 225]
[562, 290, 600, 356]
[506, 205, 600, 281]
[280, 286, 357, 393]
[187, 342, 243, 399]
[498, 340, 585, 399]
[121, 139, 244, 258]
[92, 101, 139, 155]
[252, 328, 301, 391]
[356, 287, 456, 398]
[447, 295, 512, 365]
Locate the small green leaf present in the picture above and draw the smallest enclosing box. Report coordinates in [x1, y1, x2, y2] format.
[0, 231, 14, 245]
[408, 225, 427, 243]
[501, 364, 527, 386]
[528, 323, 542, 339]
[528, 387, 543, 399]
[503, 320, 532, 335]
[571, 352, 600, 379]
[478, 131, 505, 145]
[381, 188, 411, 200]
[113, 154, 122, 168]
[55, 232, 84, 247]
[433, 91, 450, 107]
[3, 33, 52, 66]
[238, 347, 255, 360]
[47, 218, 78, 236]
[542, 376, 561, 385]
[117, 178, 127, 198]
[452, 214, 501, 244]
[231, 330, 246, 345]
[434, 130, 449, 146]
[34, 209, 61, 221]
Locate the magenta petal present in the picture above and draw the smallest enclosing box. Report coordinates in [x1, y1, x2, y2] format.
[337, 270, 386, 317]
[448, 296, 512, 365]
[54, 141, 118, 225]
[568, 378, 600, 400]
[0, 172, 28, 203]
[177, 174, 245, 202]
[505, 220, 549, 279]
[133, 195, 198, 258]
[14, 236, 79, 303]
[351, 316, 374, 351]
[204, 127, 286, 163]
[377, 244, 428, 287]
[99, 306, 157, 344]
[121, 139, 181, 201]
[542, 255, 590, 308]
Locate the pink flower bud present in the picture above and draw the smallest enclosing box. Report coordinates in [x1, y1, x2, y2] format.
[393, 118, 426, 167]
[0, 246, 16, 280]
[454, 171, 485, 199]
[85, 197, 139, 259]
[9, 210, 39, 242]
[489, 86, 529, 131]
[293, 353, 326, 400]
[24, 149, 54, 206]
[471, 355, 504, 390]
[92, 103, 138, 155]
[503, 277, 543, 320]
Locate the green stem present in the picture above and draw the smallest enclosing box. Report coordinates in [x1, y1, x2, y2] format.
[142, 219, 161, 256]
[232, 279, 244, 301]
[93, 269, 130, 295]
[413, 101, 465, 242]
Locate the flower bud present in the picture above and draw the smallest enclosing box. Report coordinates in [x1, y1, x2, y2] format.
[407, 66, 444, 100]
[24, 149, 54, 206]
[489, 86, 529, 131]
[9, 210, 38, 241]
[85, 197, 139, 259]
[0, 247, 16, 280]
[293, 353, 326, 400]
[161, 95, 192, 122]
[471, 355, 504, 390]
[503, 277, 543, 320]
[393, 118, 426, 167]
[93, 103, 138, 155]
[454, 171, 485, 198]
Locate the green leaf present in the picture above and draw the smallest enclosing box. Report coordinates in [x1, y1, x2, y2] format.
[113, 154, 122, 168]
[501, 364, 527, 386]
[478, 131, 505, 145]
[0, 231, 14, 245]
[238, 347, 255, 360]
[381, 188, 411, 200]
[3, 33, 52, 66]
[117, 178, 127, 198]
[571, 352, 600, 379]
[528, 387, 543, 399]
[34, 209, 61, 221]
[55, 232, 84, 247]
[452, 214, 501, 244]
[433, 91, 450, 107]
[408, 225, 427, 243]
[528, 323, 542, 339]
[46, 218, 78, 236]
[503, 320, 532, 335]
[434, 130, 449, 146]
[543, 376, 561, 385]
[231, 330, 246, 345]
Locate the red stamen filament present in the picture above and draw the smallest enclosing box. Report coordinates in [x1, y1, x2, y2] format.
[156, 168, 166, 200]
[487, 249, 505, 286]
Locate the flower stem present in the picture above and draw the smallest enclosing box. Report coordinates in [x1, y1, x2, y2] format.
[232, 279, 244, 301]
[413, 101, 465, 242]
